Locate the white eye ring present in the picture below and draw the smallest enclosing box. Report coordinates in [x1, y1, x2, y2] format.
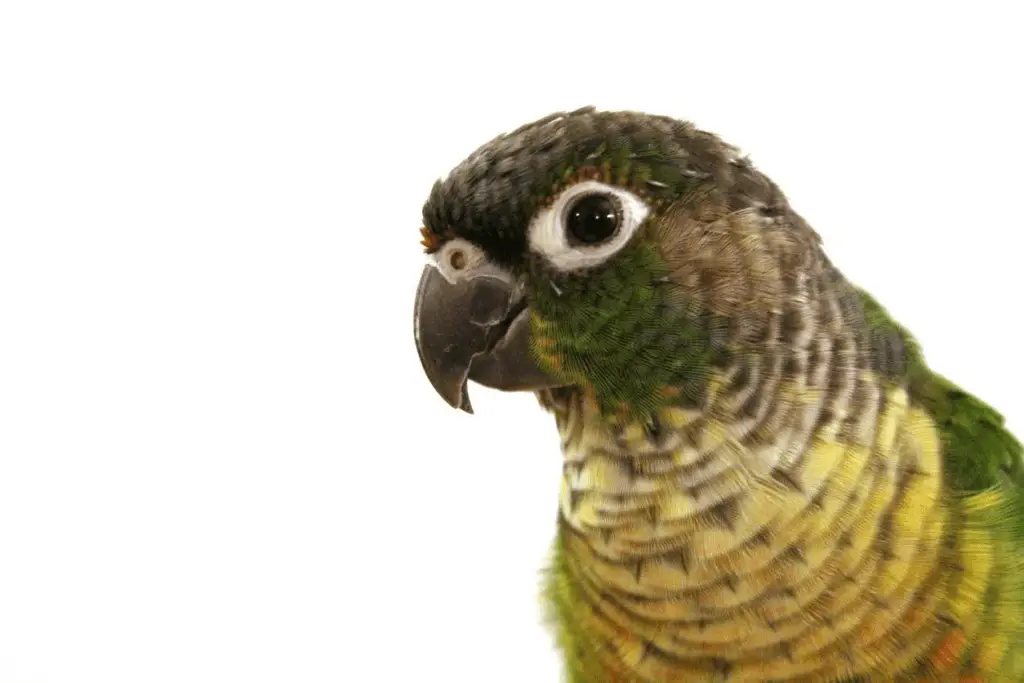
[527, 181, 650, 272]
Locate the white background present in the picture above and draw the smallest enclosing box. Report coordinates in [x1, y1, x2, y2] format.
[1, 2, 1021, 682]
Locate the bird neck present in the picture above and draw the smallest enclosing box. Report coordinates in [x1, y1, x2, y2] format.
[536, 360, 997, 681]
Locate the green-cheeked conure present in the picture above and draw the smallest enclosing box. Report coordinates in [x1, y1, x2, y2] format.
[413, 107, 1024, 682]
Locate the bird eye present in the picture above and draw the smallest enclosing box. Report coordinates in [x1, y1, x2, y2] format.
[565, 193, 621, 245]
[527, 180, 650, 272]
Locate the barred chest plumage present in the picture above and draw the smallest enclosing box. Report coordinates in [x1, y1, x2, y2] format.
[536, 347, 1018, 681]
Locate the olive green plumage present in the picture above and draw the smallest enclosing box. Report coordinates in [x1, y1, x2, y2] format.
[915, 363, 1024, 497]
[529, 239, 725, 420]
[858, 286, 1024, 500]
[419, 107, 1024, 681]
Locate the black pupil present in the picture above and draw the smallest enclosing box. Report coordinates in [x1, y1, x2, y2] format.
[566, 194, 619, 244]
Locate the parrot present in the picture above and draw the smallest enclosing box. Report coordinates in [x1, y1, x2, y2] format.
[412, 106, 1024, 682]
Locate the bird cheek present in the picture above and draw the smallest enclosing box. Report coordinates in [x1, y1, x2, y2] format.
[529, 321, 564, 375]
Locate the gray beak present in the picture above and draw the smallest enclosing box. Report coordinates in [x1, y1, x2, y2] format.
[413, 264, 563, 413]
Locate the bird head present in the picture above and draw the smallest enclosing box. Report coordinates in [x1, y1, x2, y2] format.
[414, 107, 821, 420]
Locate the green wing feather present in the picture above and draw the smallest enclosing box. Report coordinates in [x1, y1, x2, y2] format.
[913, 369, 1024, 495]
[855, 287, 1024, 496]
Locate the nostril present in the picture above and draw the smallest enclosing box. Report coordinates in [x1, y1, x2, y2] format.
[448, 249, 467, 271]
